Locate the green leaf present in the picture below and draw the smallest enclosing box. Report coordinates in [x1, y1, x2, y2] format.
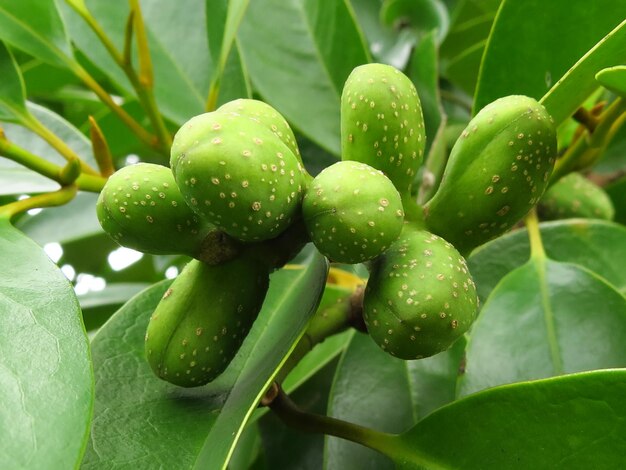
[0, 0, 75, 69]
[408, 30, 443, 154]
[83, 255, 328, 469]
[380, 0, 449, 44]
[205, 0, 251, 107]
[541, 20, 626, 125]
[237, 0, 371, 155]
[194, 254, 328, 469]
[596, 65, 626, 97]
[79, 282, 151, 331]
[0, 219, 93, 469]
[394, 369, 626, 469]
[606, 176, 626, 227]
[0, 42, 28, 121]
[468, 220, 626, 303]
[17, 192, 100, 245]
[459, 258, 626, 397]
[0, 165, 59, 195]
[325, 331, 465, 469]
[474, 0, 626, 121]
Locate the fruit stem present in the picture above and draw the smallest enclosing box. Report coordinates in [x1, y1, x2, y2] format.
[402, 192, 425, 227]
[524, 208, 546, 260]
[0, 185, 78, 221]
[550, 97, 626, 184]
[266, 383, 406, 459]
[0, 128, 107, 192]
[276, 286, 362, 383]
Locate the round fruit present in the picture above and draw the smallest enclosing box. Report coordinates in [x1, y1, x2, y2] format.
[341, 63, 426, 196]
[170, 111, 306, 242]
[363, 226, 478, 359]
[538, 172, 614, 220]
[145, 255, 270, 387]
[302, 161, 404, 263]
[97, 162, 209, 256]
[424, 95, 557, 254]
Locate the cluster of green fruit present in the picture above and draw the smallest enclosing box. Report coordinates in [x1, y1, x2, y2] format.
[97, 63, 558, 387]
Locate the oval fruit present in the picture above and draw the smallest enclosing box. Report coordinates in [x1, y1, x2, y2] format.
[363, 226, 478, 359]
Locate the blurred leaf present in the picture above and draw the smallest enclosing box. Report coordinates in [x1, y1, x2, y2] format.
[439, 0, 497, 95]
[17, 192, 100, 245]
[606, 176, 626, 226]
[0, 42, 28, 121]
[596, 65, 626, 97]
[380, 0, 449, 44]
[394, 369, 626, 469]
[351, 0, 414, 67]
[468, 220, 626, 304]
[20, 59, 79, 97]
[79, 282, 151, 330]
[459, 259, 626, 397]
[206, 0, 250, 107]
[237, 0, 371, 155]
[325, 332, 465, 469]
[0, 219, 92, 469]
[0, 165, 59, 195]
[408, 30, 442, 153]
[0, 0, 74, 68]
[83, 256, 328, 469]
[60, 0, 211, 124]
[475, 0, 626, 121]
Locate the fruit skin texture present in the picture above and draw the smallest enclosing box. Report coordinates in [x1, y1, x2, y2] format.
[145, 255, 270, 387]
[363, 226, 478, 360]
[538, 172, 615, 221]
[170, 111, 306, 242]
[218, 99, 303, 165]
[97, 162, 208, 256]
[341, 63, 426, 196]
[424, 95, 557, 254]
[302, 161, 404, 264]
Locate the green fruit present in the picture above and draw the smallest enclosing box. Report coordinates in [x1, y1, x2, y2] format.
[170, 111, 306, 242]
[538, 172, 615, 221]
[302, 161, 404, 264]
[424, 95, 557, 254]
[363, 226, 478, 359]
[145, 256, 270, 387]
[97, 162, 209, 256]
[341, 63, 426, 195]
[218, 99, 303, 165]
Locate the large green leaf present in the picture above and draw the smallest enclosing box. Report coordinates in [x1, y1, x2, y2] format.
[394, 369, 626, 469]
[0, 219, 93, 469]
[237, 0, 371, 155]
[459, 258, 626, 397]
[596, 65, 626, 97]
[474, 0, 626, 119]
[468, 220, 626, 304]
[0, 42, 28, 121]
[325, 331, 465, 469]
[0, 0, 75, 68]
[83, 255, 328, 469]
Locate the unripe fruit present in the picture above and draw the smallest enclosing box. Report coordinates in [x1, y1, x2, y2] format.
[145, 256, 270, 387]
[97, 163, 208, 256]
[341, 63, 426, 195]
[170, 111, 306, 242]
[218, 99, 303, 164]
[363, 226, 478, 359]
[424, 95, 557, 254]
[538, 172, 615, 221]
[302, 161, 404, 264]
